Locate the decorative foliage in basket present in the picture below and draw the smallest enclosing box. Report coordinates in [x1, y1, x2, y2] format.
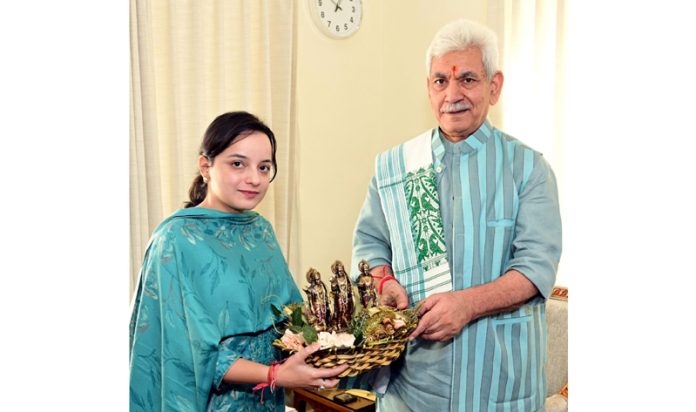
[272, 260, 419, 378]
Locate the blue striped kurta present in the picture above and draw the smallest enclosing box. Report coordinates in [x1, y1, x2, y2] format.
[351, 120, 562, 411]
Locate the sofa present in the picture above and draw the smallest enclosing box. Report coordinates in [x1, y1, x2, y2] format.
[544, 286, 568, 412]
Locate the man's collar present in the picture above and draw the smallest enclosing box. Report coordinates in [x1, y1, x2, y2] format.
[432, 119, 494, 169]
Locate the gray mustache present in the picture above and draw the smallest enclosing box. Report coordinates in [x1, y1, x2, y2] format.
[441, 102, 471, 113]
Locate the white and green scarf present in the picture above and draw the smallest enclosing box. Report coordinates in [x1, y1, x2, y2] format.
[375, 129, 451, 303]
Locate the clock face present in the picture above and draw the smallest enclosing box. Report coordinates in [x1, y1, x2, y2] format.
[309, 0, 362, 38]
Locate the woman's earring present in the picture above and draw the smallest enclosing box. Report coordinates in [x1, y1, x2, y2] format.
[202, 176, 208, 184]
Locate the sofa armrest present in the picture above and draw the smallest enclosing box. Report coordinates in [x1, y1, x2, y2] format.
[546, 288, 568, 396]
[545, 383, 568, 412]
[545, 287, 568, 411]
[545, 393, 568, 412]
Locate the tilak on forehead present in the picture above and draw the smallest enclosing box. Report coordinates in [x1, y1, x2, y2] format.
[451, 65, 457, 78]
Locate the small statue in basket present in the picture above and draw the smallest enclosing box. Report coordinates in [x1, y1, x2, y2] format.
[303, 268, 331, 331]
[356, 260, 378, 309]
[273, 259, 421, 379]
[329, 260, 354, 331]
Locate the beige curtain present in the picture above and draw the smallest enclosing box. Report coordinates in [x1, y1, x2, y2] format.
[487, 0, 566, 166]
[129, 0, 300, 299]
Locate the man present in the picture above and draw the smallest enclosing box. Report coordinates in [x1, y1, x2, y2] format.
[352, 19, 562, 411]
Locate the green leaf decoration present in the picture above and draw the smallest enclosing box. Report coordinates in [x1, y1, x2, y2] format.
[291, 306, 304, 327]
[302, 324, 318, 344]
[348, 309, 368, 346]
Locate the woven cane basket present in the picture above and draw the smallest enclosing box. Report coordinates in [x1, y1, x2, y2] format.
[275, 337, 410, 378]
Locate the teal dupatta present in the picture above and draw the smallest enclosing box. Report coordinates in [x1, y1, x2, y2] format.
[129, 207, 302, 411]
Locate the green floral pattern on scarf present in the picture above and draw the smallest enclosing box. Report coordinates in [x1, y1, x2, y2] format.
[404, 166, 446, 270]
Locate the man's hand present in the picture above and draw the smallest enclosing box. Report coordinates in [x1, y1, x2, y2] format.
[409, 290, 473, 341]
[379, 279, 408, 310]
[408, 270, 539, 341]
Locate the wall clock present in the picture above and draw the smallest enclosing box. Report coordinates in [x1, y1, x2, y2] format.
[308, 0, 362, 39]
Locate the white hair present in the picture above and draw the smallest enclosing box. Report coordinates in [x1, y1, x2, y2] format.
[425, 19, 499, 80]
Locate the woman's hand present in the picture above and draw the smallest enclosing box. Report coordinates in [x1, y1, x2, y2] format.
[275, 343, 350, 389]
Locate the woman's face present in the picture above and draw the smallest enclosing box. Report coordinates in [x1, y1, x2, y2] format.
[199, 131, 273, 213]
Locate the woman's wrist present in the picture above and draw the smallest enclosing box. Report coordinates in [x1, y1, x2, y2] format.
[252, 360, 283, 398]
[271, 362, 284, 388]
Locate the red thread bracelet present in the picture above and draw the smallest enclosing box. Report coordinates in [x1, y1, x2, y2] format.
[371, 265, 388, 280]
[378, 274, 398, 294]
[368, 265, 398, 293]
[252, 360, 283, 403]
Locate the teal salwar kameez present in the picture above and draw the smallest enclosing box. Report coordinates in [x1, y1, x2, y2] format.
[130, 208, 302, 411]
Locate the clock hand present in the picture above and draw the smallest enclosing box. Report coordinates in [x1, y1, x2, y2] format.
[331, 0, 343, 12]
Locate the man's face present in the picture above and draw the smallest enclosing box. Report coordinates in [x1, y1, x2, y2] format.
[427, 47, 503, 142]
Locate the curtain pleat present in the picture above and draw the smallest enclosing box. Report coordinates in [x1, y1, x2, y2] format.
[488, 0, 566, 166]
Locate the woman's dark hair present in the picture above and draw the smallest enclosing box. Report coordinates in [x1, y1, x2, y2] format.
[184, 111, 277, 208]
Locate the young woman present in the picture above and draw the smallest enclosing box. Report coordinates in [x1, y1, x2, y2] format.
[129, 111, 347, 411]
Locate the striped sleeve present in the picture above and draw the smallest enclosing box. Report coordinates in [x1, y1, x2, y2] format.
[506, 154, 562, 299]
[351, 176, 393, 278]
